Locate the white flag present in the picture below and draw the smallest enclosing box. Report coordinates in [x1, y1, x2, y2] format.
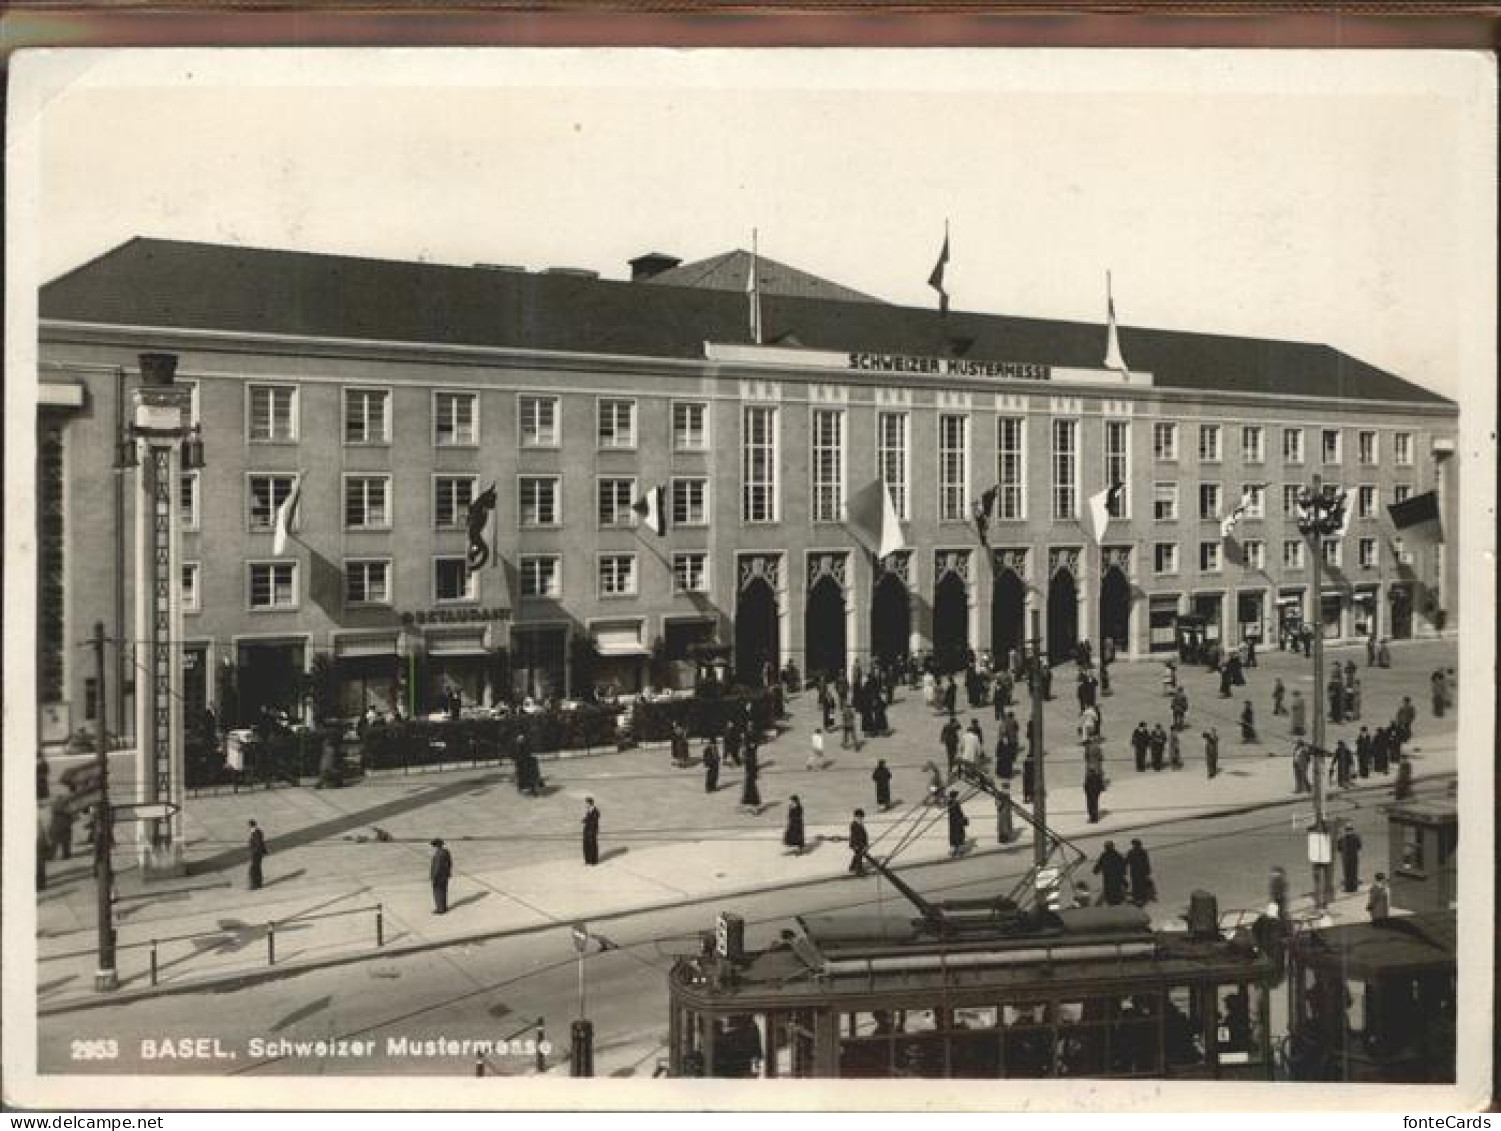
[632, 484, 667, 537]
[1083, 480, 1124, 546]
[272, 476, 302, 556]
[1103, 270, 1130, 378]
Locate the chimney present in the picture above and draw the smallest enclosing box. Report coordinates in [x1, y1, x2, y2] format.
[629, 252, 682, 282]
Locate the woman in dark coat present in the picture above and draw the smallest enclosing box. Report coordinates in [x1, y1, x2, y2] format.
[1240, 701, 1257, 743]
[872, 760, 893, 810]
[783, 795, 806, 854]
[740, 760, 762, 812]
[946, 792, 969, 857]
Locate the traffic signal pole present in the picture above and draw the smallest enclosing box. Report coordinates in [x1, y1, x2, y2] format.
[1030, 608, 1047, 870]
[1303, 477, 1335, 912]
[92, 621, 118, 991]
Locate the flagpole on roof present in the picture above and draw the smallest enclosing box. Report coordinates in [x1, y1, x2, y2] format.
[1104, 268, 1130, 379]
[748, 228, 763, 345]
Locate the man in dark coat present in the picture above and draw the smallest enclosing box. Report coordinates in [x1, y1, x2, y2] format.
[783, 795, 806, 855]
[1125, 839, 1154, 905]
[1093, 841, 1129, 906]
[48, 799, 74, 861]
[1337, 822, 1363, 893]
[582, 798, 601, 865]
[1239, 701, 1257, 744]
[848, 809, 870, 876]
[1202, 726, 1220, 779]
[1131, 723, 1151, 773]
[996, 732, 1017, 782]
[1021, 755, 1036, 805]
[1148, 724, 1167, 772]
[1327, 675, 1345, 724]
[946, 791, 969, 857]
[1331, 740, 1354, 789]
[429, 838, 452, 913]
[247, 820, 268, 890]
[1373, 727, 1392, 775]
[940, 718, 961, 772]
[1083, 766, 1104, 824]
[1272, 678, 1287, 716]
[872, 760, 893, 811]
[703, 738, 721, 793]
[1396, 697, 1416, 743]
[1170, 688, 1188, 731]
[1356, 727, 1373, 779]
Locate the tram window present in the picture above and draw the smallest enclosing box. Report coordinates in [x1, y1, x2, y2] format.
[1053, 999, 1107, 1077]
[713, 1014, 764, 1078]
[953, 1006, 998, 1030]
[850, 1011, 897, 1037]
[1002, 1004, 1055, 1078]
[1344, 980, 1368, 1036]
[1111, 995, 1162, 1076]
[903, 1009, 939, 1033]
[892, 1032, 947, 1079]
[1165, 987, 1206, 1066]
[1214, 984, 1264, 1064]
[1400, 826, 1425, 874]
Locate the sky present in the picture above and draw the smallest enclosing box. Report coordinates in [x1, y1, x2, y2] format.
[15, 48, 1497, 400]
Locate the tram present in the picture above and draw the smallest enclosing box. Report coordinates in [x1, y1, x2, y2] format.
[1284, 911, 1456, 1083]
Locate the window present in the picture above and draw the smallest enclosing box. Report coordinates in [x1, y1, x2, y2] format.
[1358, 485, 1378, 519]
[1394, 432, 1414, 467]
[1104, 420, 1130, 517]
[597, 478, 637, 528]
[1240, 483, 1266, 519]
[1283, 484, 1303, 519]
[248, 474, 298, 531]
[1154, 543, 1179, 574]
[1283, 540, 1306, 569]
[1199, 541, 1222, 573]
[519, 555, 562, 599]
[1242, 540, 1265, 570]
[996, 417, 1026, 520]
[519, 395, 559, 447]
[248, 384, 297, 442]
[672, 477, 709, 527]
[1154, 482, 1179, 522]
[1198, 483, 1222, 520]
[434, 557, 477, 602]
[248, 562, 297, 610]
[598, 398, 637, 449]
[344, 388, 390, 444]
[434, 391, 478, 446]
[1321, 428, 1341, 464]
[1358, 538, 1378, 569]
[1322, 538, 1340, 567]
[672, 401, 709, 450]
[811, 408, 845, 523]
[673, 552, 710, 593]
[434, 476, 477, 529]
[180, 562, 200, 612]
[1153, 422, 1178, 461]
[1051, 418, 1078, 520]
[1283, 427, 1305, 464]
[1393, 484, 1413, 504]
[599, 554, 638, 597]
[878, 412, 910, 520]
[1241, 425, 1265, 464]
[179, 472, 200, 531]
[939, 414, 969, 522]
[345, 559, 391, 605]
[743, 406, 778, 522]
[1357, 430, 1377, 465]
[519, 476, 560, 527]
[344, 475, 391, 529]
[1198, 424, 1222, 463]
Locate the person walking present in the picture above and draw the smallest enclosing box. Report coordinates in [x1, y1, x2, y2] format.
[1202, 726, 1221, 779]
[1272, 677, 1287, 717]
[1367, 873, 1390, 922]
[1332, 740, 1354, 789]
[1171, 688, 1188, 732]
[943, 676, 958, 716]
[1337, 822, 1363, 893]
[1350, 678, 1362, 722]
[1149, 723, 1167, 772]
[872, 759, 893, 811]
[1292, 740, 1312, 794]
[946, 791, 970, 858]
[1268, 866, 1290, 923]
[704, 737, 721, 792]
[1377, 638, 1392, 668]
[247, 819, 268, 890]
[1289, 690, 1306, 737]
[941, 717, 961, 773]
[429, 838, 452, 914]
[1083, 765, 1104, 824]
[48, 798, 74, 861]
[1218, 662, 1233, 700]
[1132, 722, 1151, 773]
[740, 758, 762, 813]
[1093, 841, 1129, 906]
[960, 719, 984, 770]
[724, 721, 742, 769]
[783, 795, 806, 855]
[1373, 726, 1392, 775]
[1327, 674, 1345, 725]
[1125, 839, 1155, 905]
[1168, 727, 1183, 771]
[1366, 632, 1378, 668]
[848, 809, 869, 876]
[1396, 696, 1417, 743]
[1356, 726, 1372, 779]
[806, 726, 828, 771]
[1240, 701, 1257, 744]
[582, 798, 601, 865]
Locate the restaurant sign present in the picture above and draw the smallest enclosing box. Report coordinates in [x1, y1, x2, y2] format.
[848, 352, 1051, 381]
[400, 606, 509, 626]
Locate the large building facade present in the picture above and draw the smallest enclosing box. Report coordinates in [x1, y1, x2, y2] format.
[36, 239, 1458, 737]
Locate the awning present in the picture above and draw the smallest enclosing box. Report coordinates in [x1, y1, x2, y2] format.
[596, 642, 650, 658]
[426, 629, 488, 656]
[335, 634, 399, 659]
[592, 619, 645, 657]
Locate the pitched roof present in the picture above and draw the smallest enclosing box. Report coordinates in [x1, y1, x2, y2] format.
[644, 249, 883, 304]
[39, 238, 1450, 406]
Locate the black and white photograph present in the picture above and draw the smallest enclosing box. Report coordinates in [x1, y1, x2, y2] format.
[3, 45, 1494, 1111]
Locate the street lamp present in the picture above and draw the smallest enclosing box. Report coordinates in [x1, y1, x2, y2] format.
[1295, 476, 1348, 911]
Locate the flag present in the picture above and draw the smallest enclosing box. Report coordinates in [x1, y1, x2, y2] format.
[1082, 480, 1124, 546]
[1103, 270, 1130, 378]
[927, 226, 951, 316]
[466, 482, 498, 569]
[272, 476, 302, 556]
[973, 485, 999, 545]
[632, 484, 667, 537]
[848, 478, 906, 560]
[1387, 489, 1442, 543]
[1220, 483, 1266, 540]
[747, 231, 763, 345]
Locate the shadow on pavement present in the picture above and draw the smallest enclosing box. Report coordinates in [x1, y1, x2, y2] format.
[448, 891, 490, 911]
[270, 994, 333, 1032]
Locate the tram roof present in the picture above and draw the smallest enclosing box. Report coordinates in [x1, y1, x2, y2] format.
[1289, 912, 1455, 978]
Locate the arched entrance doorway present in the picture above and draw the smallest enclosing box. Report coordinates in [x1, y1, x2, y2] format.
[1047, 569, 1079, 666]
[991, 569, 1026, 666]
[1100, 566, 1132, 655]
[870, 572, 911, 668]
[933, 573, 970, 672]
[805, 574, 848, 681]
[734, 577, 779, 685]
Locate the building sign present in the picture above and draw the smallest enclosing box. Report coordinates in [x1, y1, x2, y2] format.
[848, 352, 1051, 381]
[400, 606, 509, 626]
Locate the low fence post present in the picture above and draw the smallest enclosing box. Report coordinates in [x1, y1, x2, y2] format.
[267, 921, 276, 966]
[535, 1017, 547, 1073]
[475, 1054, 485, 1078]
[150, 939, 159, 986]
[376, 903, 385, 948]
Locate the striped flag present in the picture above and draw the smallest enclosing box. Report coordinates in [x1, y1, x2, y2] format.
[1220, 483, 1267, 540]
[272, 476, 302, 557]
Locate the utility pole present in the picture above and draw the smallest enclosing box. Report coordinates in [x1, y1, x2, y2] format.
[92, 621, 118, 991]
[1030, 608, 1047, 869]
[1301, 476, 1337, 910]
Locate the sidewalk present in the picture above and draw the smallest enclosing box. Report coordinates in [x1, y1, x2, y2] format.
[35, 638, 1459, 1011]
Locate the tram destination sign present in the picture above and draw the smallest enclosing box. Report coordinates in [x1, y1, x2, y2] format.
[847, 352, 1051, 381]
